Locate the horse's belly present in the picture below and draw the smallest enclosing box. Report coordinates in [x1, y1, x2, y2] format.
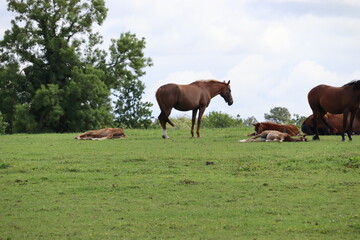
[319, 101, 344, 114]
[174, 98, 201, 111]
[174, 104, 194, 111]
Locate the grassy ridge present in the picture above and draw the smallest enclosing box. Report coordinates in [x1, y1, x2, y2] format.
[0, 128, 359, 239]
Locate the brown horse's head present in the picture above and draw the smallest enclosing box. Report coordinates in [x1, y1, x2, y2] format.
[220, 80, 233, 106]
[252, 122, 262, 134]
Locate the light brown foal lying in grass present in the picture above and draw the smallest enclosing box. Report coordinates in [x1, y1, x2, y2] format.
[75, 128, 127, 140]
[239, 130, 307, 142]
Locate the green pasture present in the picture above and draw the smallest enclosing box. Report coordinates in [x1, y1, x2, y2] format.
[0, 128, 359, 239]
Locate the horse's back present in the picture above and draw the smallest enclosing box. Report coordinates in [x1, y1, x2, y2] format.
[308, 84, 347, 113]
[255, 122, 299, 136]
[308, 84, 330, 103]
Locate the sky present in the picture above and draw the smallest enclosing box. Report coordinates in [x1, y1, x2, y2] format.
[1, 0, 360, 121]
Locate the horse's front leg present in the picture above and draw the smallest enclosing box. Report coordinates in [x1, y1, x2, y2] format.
[191, 109, 198, 138]
[196, 107, 206, 138]
[346, 111, 356, 141]
[342, 111, 349, 141]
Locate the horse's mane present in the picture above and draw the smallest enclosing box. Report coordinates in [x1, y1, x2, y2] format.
[191, 80, 225, 85]
[343, 80, 360, 90]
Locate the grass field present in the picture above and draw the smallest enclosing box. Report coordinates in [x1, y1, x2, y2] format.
[0, 127, 359, 239]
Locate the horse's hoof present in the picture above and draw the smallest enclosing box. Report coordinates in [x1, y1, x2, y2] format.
[162, 135, 169, 139]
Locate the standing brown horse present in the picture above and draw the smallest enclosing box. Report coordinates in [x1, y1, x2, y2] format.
[156, 80, 233, 138]
[307, 80, 360, 141]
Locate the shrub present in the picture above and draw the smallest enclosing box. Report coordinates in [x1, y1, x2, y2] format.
[170, 116, 193, 130]
[202, 111, 242, 128]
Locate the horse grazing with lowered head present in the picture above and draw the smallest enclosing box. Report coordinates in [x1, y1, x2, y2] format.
[156, 80, 233, 138]
[75, 128, 127, 140]
[249, 122, 300, 136]
[308, 80, 360, 141]
[239, 130, 307, 142]
[301, 111, 360, 135]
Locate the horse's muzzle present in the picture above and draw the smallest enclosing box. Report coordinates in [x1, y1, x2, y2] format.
[228, 99, 233, 106]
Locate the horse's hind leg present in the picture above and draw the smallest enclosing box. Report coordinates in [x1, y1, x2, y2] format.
[158, 111, 170, 139]
[311, 115, 321, 140]
[191, 109, 198, 137]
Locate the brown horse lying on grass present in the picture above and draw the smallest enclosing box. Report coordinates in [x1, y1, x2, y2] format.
[75, 128, 127, 140]
[240, 130, 307, 142]
[248, 122, 300, 136]
[301, 111, 360, 135]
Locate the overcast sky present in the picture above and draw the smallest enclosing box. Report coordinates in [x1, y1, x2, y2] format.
[1, 0, 360, 121]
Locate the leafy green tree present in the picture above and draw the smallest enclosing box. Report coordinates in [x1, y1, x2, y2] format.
[63, 66, 113, 131]
[243, 116, 258, 127]
[110, 33, 153, 128]
[0, 112, 9, 134]
[0, 62, 31, 132]
[12, 104, 37, 133]
[264, 107, 291, 124]
[113, 80, 154, 129]
[0, 0, 153, 132]
[32, 84, 64, 132]
[290, 114, 307, 127]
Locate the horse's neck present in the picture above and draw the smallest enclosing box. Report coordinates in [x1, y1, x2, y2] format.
[206, 83, 224, 98]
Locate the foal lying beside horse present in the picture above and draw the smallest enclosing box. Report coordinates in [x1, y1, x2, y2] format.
[75, 128, 127, 140]
[240, 130, 307, 142]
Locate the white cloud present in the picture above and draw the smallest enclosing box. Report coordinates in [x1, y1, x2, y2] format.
[330, 0, 360, 6]
[260, 25, 291, 53]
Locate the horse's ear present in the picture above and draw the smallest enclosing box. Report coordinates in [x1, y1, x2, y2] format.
[227, 80, 230, 85]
